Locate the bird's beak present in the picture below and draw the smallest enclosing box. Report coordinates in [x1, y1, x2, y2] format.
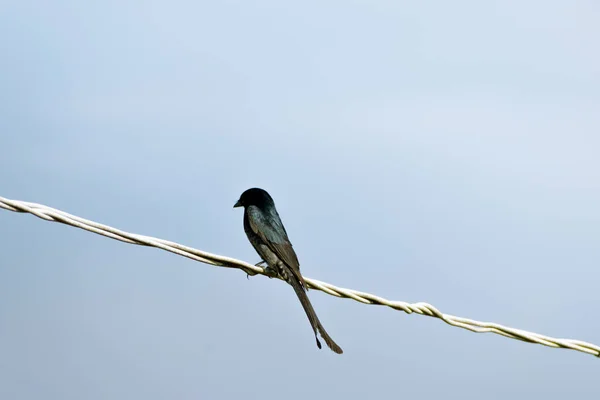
[233, 200, 242, 208]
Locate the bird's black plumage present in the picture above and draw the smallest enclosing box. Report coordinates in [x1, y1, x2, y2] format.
[234, 188, 343, 354]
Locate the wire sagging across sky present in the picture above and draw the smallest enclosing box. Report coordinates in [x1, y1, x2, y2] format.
[1, 195, 598, 358]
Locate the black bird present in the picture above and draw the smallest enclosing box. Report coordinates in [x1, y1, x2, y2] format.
[234, 188, 343, 354]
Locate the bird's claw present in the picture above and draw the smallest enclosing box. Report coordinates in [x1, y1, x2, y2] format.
[262, 265, 278, 279]
[245, 267, 259, 279]
[253, 260, 277, 278]
[245, 261, 267, 279]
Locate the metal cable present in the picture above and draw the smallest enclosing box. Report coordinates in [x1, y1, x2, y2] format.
[1, 195, 598, 358]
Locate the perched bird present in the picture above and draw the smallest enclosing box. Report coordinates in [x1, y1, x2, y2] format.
[234, 188, 343, 354]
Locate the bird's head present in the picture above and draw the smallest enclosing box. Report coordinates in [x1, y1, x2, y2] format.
[234, 187, 274, 208]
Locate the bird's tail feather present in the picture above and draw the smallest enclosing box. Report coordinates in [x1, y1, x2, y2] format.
[282, 265, 343, 354]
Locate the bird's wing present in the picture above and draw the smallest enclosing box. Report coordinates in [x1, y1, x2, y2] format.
[246, 206, 303, 278]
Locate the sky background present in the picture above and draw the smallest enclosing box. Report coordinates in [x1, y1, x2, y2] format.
[1, 1, 599, 399]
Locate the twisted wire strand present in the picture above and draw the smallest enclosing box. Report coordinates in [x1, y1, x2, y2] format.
[1, 195, 598, 358]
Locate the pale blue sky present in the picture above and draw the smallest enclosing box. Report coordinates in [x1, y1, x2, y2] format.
[1, 1, 599, 399]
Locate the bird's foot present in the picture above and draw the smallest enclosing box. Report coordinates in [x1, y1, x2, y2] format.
[248, 261, 267, 279]
[262, 265, 279, 279]
[244, 262, 265, 279]
[245, 269, 259, 279]
[253, 260, 278, 278]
